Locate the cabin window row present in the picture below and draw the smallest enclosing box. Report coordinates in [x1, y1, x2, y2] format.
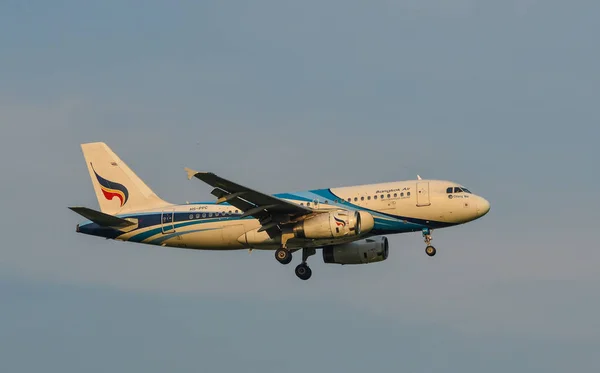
[346, 192, 410, 203]
[188, 210, 240, 220]
[296, 192, 411, 207]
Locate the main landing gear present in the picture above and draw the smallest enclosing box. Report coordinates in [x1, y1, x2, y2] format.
[274, 247, 315, 280]
[295, 248, 315, 281]
[275, 247, 292, 265]
[423, 228, 436, 257]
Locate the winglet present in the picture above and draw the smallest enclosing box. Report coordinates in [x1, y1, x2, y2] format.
[184, 167, 199, 180]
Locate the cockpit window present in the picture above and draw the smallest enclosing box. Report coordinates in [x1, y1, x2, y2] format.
[448, 186, 472, 194]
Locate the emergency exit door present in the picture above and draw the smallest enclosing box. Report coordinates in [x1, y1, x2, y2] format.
[161, 209, 175, 233]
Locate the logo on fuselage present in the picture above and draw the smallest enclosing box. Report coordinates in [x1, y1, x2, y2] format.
[91, 163, 129, 207]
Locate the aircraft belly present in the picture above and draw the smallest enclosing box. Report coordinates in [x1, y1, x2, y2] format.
[152, 221, 257, 250]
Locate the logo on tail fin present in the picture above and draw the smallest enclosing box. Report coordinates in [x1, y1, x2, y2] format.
[91, 163, 129, 207]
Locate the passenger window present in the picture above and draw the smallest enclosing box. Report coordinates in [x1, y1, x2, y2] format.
[400, 192, 404, 197]
[394, 193, 397, 197]
[354, 197, 358, 202]
[447, 187, 453, 193]
[347, 198, 351, 202]
[387, 194, 391, 198]
[361, 197, 364, 201]
[367, 196, 371, 200]
[374, 195, 377, 200]
[407, 192, 411, 197]
[380, 194, 384, 199]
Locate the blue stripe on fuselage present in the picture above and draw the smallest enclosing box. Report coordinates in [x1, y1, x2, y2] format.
[77, 188, 454, 241]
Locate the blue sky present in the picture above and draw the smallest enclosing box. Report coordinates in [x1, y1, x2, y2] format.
[1, 1, 599, 372]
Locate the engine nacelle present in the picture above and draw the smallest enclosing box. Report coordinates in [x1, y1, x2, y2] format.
[293, 210, 374, 240]
[322, 237, 389, 265]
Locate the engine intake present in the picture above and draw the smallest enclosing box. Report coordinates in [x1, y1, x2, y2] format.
[293, 210, 374, 240]
[323, 237, 389, 265]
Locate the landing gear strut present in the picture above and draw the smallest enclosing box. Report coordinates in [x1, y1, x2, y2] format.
[295, 248, 315, 280]
[275, 232, 294, 265]
[423, 228, 436, 257]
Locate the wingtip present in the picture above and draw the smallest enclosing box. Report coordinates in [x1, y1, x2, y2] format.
[184, 167, 198, 180]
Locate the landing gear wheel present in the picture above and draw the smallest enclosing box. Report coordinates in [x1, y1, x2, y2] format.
[295, 263, 312, 280]
[425, 245, 436, 257]
[275, 248, 292, 265]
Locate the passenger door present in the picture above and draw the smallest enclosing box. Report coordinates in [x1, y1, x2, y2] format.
[416, 182, 431, 207]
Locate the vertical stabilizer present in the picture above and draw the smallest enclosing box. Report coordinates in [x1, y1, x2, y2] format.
[81, 142, 171, 215]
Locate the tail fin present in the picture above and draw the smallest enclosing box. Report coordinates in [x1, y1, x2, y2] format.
[81, 142, 171, 214]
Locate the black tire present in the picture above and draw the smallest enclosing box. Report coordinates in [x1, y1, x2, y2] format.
[425, 245, 436, 257]
[275, 248, 292, 265]
[295, 264, 312, 280]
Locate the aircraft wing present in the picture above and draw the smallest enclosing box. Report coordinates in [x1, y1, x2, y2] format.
[185, 168, 314, 232]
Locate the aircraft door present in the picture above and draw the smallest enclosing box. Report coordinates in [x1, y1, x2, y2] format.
[161, 209, 175, 234]
[416, 182, 431, 207]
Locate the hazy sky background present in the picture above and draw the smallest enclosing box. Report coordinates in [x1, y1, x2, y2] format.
[1, 1, 599, 372]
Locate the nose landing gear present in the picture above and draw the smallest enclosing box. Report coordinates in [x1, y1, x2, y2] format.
[425, 245, 436, 256]
[423, 228, 436, 257]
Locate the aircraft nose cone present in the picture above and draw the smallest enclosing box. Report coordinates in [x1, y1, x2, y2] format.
[477, 198, 491, 217]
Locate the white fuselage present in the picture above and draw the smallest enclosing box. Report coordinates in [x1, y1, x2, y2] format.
[77, 179, 490, 251]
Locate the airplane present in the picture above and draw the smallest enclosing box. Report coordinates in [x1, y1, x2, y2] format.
[70, 142, 490, 280]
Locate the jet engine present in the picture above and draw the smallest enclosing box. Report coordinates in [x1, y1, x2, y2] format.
[293, 210, 374, 240]
[322, 237, 389, 265]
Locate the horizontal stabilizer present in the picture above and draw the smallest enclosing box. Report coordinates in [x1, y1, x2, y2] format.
[69, 207, 135, 228]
